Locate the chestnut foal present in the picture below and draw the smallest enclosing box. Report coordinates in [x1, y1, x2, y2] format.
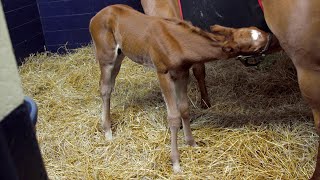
[89, 4, 270, 173]
[141, 0, 211, 108]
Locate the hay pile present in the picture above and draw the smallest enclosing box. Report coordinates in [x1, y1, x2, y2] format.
[19, 46, 318, 179]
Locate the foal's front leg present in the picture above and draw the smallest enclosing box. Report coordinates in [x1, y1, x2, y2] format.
[157, 72, 182, 173]
[192, 63, 211, 108]
[175, 70, 197, 146]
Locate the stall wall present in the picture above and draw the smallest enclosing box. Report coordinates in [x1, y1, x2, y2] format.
[1, 0, 142, 60]
[37, 0, 143, 52]
[181, 0, 269, 32]
[1, 0, 45, 64]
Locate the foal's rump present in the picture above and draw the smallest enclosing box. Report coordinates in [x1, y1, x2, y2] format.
[180, 0, 270, 32]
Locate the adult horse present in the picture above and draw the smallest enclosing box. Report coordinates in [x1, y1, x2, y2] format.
[261, 1, 320, 179]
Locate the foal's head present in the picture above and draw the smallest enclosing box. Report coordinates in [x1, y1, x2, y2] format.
[210, 25, 270, 55]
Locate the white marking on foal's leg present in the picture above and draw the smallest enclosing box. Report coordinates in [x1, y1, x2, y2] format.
[173, 162, 182, 173]
[105, 131, 113, 141]
[101, 109, 113, 141]
[251, 30, 262, 41]
[115, 44, 119, 55]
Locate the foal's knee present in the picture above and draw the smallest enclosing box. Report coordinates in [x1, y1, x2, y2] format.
[179, 103, 189, 120]
[100, 86, 113, 97]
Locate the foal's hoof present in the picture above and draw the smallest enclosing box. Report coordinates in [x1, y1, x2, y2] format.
[105, 131, 113, 141]
[191, 142, 198, 147]
[172, 163, 182, 173]
[186, 139, 197, 147]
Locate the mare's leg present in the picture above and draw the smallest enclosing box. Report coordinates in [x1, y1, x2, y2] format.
[96, 40, 124, 140]
[262, 1, 320, 178]
[192, 63, 211, 108]
[295, 66, 320, 180]
[175, 70, 197, 146]
[157, 71, 182, 173]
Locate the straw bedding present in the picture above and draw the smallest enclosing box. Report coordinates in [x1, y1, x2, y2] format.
[19, 46, 318, 179]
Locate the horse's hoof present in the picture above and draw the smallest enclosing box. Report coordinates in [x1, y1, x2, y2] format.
[105, 131, 113, 141]
[173, 163, 182, 173]
[191, 142, 198, 147]
[186, 139, 197, 147]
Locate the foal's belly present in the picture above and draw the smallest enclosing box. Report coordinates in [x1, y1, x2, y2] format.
[125, 53, 155, 68]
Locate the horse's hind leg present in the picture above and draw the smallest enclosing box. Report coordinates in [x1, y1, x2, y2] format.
[100, 53, 124, 140]
[295, 66, 320, 180]
[95, 36, 124, 140]
[192, 63, 211, 108]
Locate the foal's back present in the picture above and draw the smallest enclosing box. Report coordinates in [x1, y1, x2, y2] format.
[90, 5, 218, 66]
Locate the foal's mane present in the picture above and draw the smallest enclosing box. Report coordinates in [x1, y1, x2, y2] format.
[163, 18, 219, 43]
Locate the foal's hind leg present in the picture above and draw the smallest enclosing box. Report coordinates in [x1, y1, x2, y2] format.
[192, 63, 211, 108]
[96, 44, 124, 140]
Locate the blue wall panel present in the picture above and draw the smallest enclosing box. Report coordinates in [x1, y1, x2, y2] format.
[37, 0, 143, 52]
[44, 29, 90, 46]
[13, 33, 45, 59]
[9, 20, 43, 45]
[1, 0, 143, 59]
[37, 0, 93, 18]
[4, 2, 39, 30]
[2, 0, 45, 64]
[93, 0, 143, 12]
[41, 14, 94, 32]
[2, 0, 36, 11]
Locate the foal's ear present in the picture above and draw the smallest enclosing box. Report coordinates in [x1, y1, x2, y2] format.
[210, 25, 234, 36]
[222, 41, 239, 54]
